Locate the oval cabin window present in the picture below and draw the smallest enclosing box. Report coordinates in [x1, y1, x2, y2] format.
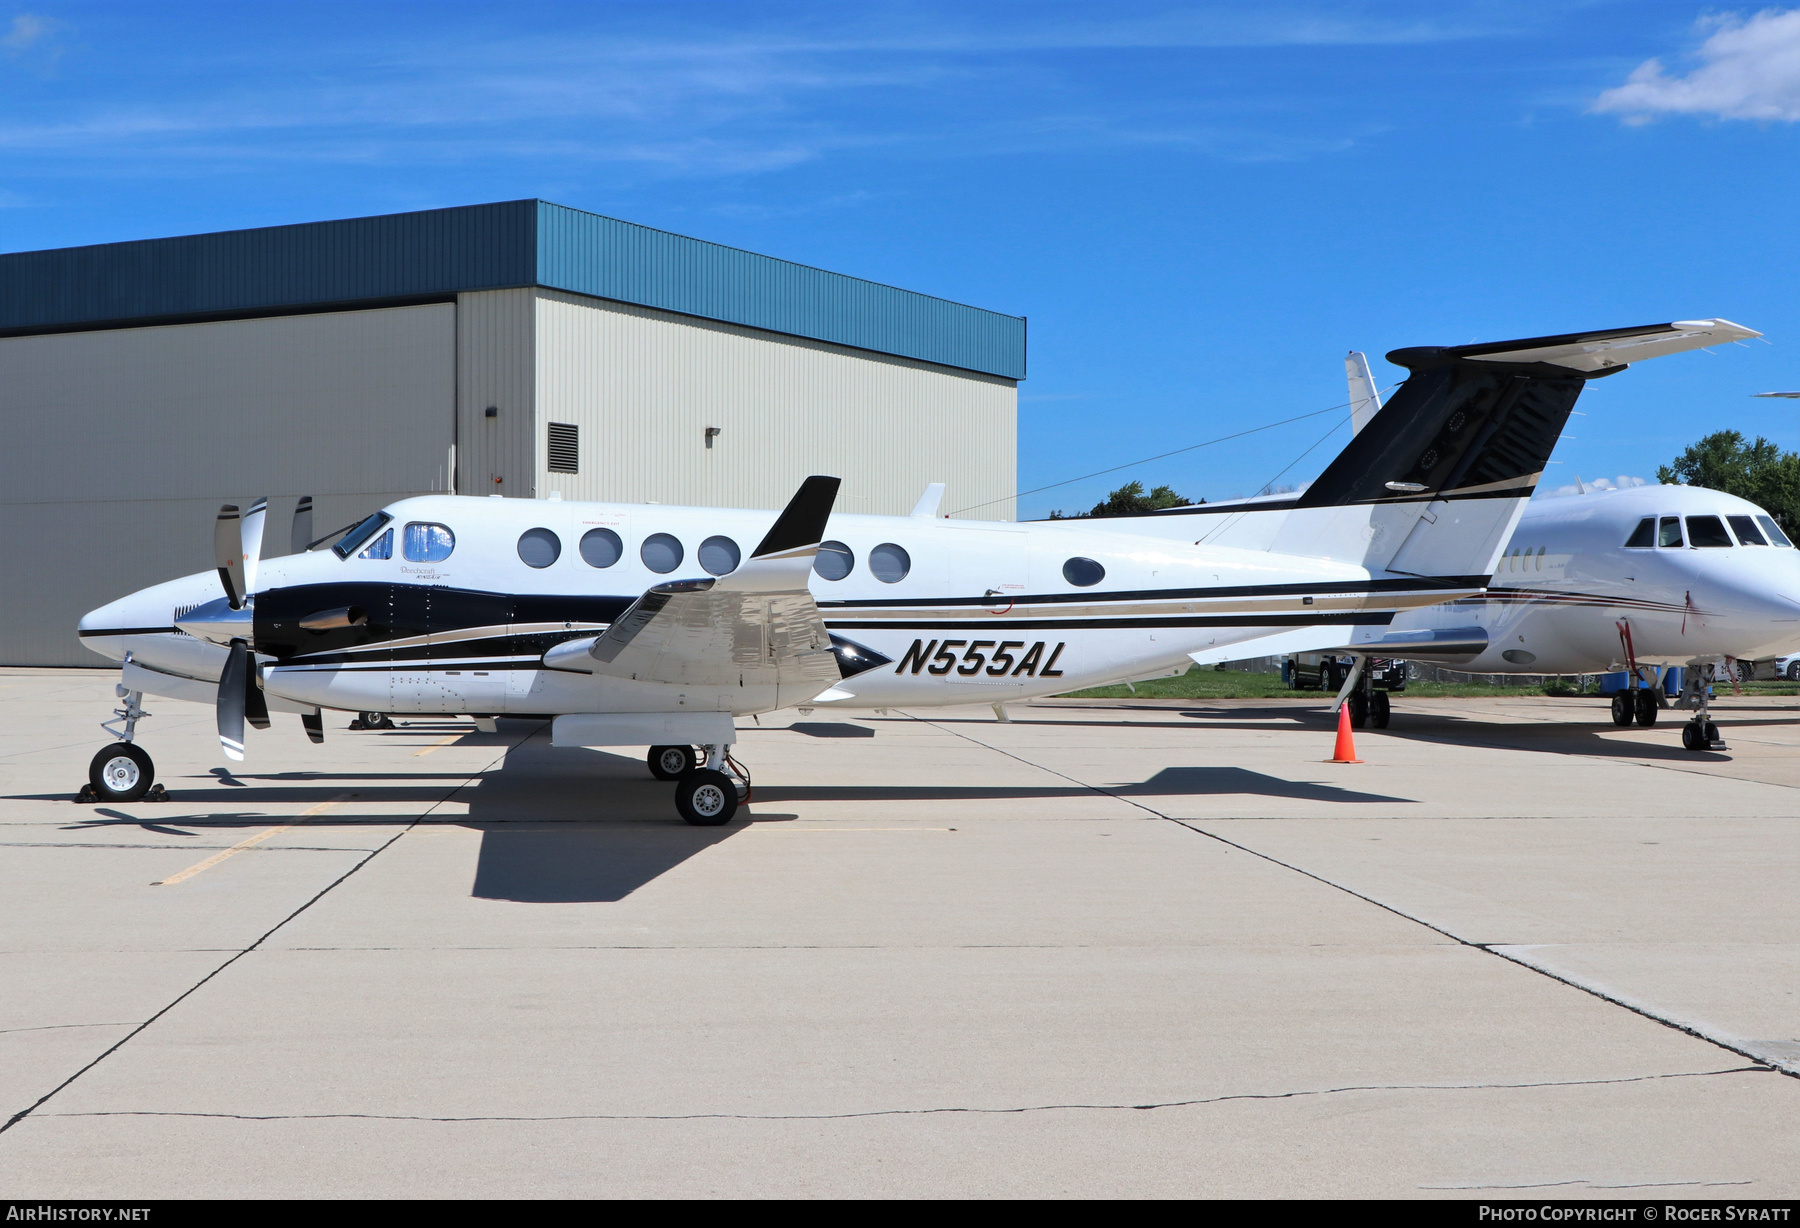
[641, 533, 684, 574]
[517, 528, 561, 569]
[699, 535, 741, 576]
[1063, 557, 1105, 587]
[579, 528, 623, 568]
[814, 541, 854, 581]
[869, 543, 911, 584]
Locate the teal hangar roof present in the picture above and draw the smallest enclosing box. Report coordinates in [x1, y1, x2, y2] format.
[0, 199, 1026, 380]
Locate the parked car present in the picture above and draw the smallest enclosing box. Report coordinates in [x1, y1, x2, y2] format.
[1283, 654, 1407, 693]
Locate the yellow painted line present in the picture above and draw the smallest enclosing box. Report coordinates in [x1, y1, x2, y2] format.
[152, 793, 354, 886]
[413, 734, 463, 757]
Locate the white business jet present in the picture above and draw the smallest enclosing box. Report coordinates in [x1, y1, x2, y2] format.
[1247, 344, 1800, 751]
[77, 320, 1755, 821]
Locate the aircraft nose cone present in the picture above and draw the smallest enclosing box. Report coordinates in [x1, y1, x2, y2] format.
[175, 596, 254, 646]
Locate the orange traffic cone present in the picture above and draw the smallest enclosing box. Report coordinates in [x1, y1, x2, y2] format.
[1326, 701, 1363, 764]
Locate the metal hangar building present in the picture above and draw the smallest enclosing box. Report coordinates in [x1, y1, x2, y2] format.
[0, 200, 1026, 665]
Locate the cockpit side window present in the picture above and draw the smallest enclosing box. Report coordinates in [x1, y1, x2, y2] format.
[1729, 515, 1767, 546]
[403, 522, 455, 562]
[1658, 517, 1684, 548]
[1687, 515, 1732, 547]
[1624, 517, 1655, 548]
[333, 511, 393, 560]
[1758, 515, 1794, 548]
[359, 528, 393, 560]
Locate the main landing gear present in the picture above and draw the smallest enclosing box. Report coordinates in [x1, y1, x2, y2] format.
[1609, 687, 1660, 728]
[1336, 657, 1392, 730]
[79, 685, 168, 803]
[650, 744, 750, 826]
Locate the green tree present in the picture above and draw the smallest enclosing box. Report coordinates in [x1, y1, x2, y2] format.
[1657, 430, 1800, 540]
[1050, 480, 1196, 519]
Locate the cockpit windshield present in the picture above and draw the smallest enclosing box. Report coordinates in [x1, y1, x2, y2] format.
[333, 511, 393, 560]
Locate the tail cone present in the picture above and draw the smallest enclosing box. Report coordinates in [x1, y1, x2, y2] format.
[1327, 702, 1363, 764]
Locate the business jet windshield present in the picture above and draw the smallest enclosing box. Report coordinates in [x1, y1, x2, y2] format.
[333, 511, 392, 559]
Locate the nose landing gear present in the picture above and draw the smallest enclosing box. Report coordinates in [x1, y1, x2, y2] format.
[79, 685, 168, 803]
[1677, 665, 1727, 753]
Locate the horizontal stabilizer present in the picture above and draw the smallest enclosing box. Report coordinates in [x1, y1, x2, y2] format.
[1388, 319, 1758, 376]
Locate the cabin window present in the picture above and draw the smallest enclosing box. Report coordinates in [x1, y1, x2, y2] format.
[1758, 515, 1794, 547]
[699, 535, 741, 576]
[579, 528, 623, 568]
[403, 523, 455, 562]
[641, 533, 683, 574]
[1729, 515, 1767, 546]
[1063, 557, 1105, 587]
[814, 541, 854, 581]
[1536, 546, 1546, 570]
[334, 511, 392, 559]
[1624, 518, 1655, 548]
[869, 542, 911, 584]
[1658, 517, 1684, 548]
[358, 528, 393, 560]
[517, 527, 561, 568]
[1687, 516, 1732, 547]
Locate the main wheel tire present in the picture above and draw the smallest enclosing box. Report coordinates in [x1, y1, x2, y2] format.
[1370, 690, 1391, 729]
[1347, 691, 1369, 729]
[1610, 693, 1633, 726]
[89, 743, 153, 802]
[357, 712, 392, 730]
[675, 768, 738, 826]
[647, 744, 696, 781]
[1634, 689, 1659, 727]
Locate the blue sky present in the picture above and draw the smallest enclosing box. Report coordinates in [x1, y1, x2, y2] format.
[4, 2, 1799, 517]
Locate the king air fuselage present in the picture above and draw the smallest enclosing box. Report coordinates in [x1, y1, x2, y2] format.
[78, 493, 1469, 716]
[1391, 483, 1800, 674]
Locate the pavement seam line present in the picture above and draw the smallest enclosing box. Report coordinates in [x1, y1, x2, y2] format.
[33, 1065, 1765, 1124]
[902, 709, 1795, 1082]
[0, 722, 542, 1138]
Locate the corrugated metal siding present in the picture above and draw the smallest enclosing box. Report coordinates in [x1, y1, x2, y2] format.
[537, 203, 1026, 380]
[455, 289, 537, 498]
[533, 289, 1016, 521]
[0, 304, 455, 665]
[0, 201, 536, 334]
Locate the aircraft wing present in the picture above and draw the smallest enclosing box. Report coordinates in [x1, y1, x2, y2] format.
[1388, 319, 1759, 376]
[1188, 624, 1489, 667]
[542, 476, 843, 693]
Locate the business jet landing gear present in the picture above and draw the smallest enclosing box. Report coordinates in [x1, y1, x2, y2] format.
[647, 744, 697, 781]
[673, 744, 749, 826]
[352, 712, 393, 730]
[1675, 665, 1725, 752]
[81, 686, 166, 803]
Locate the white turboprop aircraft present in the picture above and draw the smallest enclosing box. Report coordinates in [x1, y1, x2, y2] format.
[78, 320, 1756, 821]
[1228, 347, 1800, 752]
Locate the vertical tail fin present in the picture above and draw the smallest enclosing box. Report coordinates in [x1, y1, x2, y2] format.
[1345, 351, 1382, 436]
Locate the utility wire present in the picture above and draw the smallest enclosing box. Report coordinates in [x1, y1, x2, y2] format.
[950, 383, 1400, 517]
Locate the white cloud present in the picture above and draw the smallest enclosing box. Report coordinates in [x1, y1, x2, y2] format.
[2, 13, 49, 51]
[1594, 9, 1800, 123]
[1541, 474, 1650, 498]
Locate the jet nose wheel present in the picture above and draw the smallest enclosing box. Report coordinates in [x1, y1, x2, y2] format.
[675, 768, 739, 826]
[89, 743, 154, 802]
[647, 744, 697, 781]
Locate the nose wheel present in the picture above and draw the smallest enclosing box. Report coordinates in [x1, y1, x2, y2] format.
[86, 743, 156, 802]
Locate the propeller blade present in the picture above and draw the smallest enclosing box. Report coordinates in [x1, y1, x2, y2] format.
[291, 496, 314, 556]
[301, 710, 324, 744]
[214, 504, 244, 610]
[245, 656, 270, 731]
[241, 497, 268, 597]
[218, 640, 248, 761]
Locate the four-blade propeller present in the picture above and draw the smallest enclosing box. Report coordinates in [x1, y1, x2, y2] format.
[201, 496, 313, 761]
